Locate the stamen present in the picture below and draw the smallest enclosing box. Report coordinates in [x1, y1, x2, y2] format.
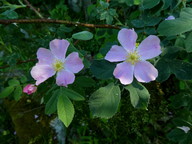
[126, 51, 140, 65]
[53, 60, 64, 72]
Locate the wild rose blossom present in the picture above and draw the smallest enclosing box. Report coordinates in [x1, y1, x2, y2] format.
[23, 84, 37, 95]
[177, 126, 190, 133]
[165, 15, 175, 20]
[31, 39, 84, 87]
[105, 28, 161, 85]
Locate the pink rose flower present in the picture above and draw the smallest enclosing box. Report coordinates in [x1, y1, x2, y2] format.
[23, 84, 37, 95]
[31, 39, 84, 87]
[105, 28, 161, 85]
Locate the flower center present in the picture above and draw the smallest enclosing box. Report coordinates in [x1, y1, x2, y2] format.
[126, 51, 140, 65]
[53, 60, 64, 72]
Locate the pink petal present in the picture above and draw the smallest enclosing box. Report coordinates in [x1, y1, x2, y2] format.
[31, 64, 56, 85]
[37, 48, 54, 65]
[137, 35, 161, 60]
[105, 45, 127, 62]
[113, 62, 134, 85]
[134, 61, 158, 83]
[49, 39, 70, 60]
[65, 52, 84, 73]
[56, 70, 75, 87]
[118, 28, 138, 52]
[23, 84, 37, 95]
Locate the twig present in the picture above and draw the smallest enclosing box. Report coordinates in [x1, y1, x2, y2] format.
[74, 40, 80, 45]
[21, 105, 44, 114]
[184, 81, 192, 93]
[0, 19, 121, 29]
[24, 0, 44, 18]
[0, 59, 37, 69]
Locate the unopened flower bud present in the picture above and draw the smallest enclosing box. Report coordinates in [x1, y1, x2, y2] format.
[23, 84, 37, 95]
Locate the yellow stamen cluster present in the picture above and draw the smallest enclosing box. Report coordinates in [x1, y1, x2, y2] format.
[53, 60, 64, 72]
[126, 51, 140, 65]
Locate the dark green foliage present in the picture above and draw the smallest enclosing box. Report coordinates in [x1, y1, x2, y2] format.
[125, 81, 150, 110]
[1, 0, 192, 144]
[89, 83, 121, 118]
[90, 59, 116, 79]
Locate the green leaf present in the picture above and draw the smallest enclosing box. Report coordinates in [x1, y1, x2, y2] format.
[156, 59, 192, 82]
[118, 0, 134, 6]
[185, 32, 192, 53]
[83, 58, 91, 68]
[161, 46, 183, 59]
[158, 19, 192, 36]
[100, 11, 108, 20]
[13, 86, 22, 101]
[144, 27, 156, 35]
[1, 10, 18, 19]
[162, 0, 172, 10]
[134, 0, 141, 5]
[182, 132, 192, 144]
[132, 16, 161, 28]
[158, 8, 192, 36]
[90, 59, 116, 79]
[131, 19, 145, 28]
[8, 79, 20, 86]
[61, 87, 85, 101]
[45, 89, 60, 115]
[180, 8, 192, 18]
[170, 60, 192, 80]
[100, 1, 109, 9]
[172, 92, 192, 111]
[20, 76, 27, 84]
[156, 59, 171, 82]
[106, 15, 113, 24]
[57, 94, 75, 127]
[141, 0, 160, 9]
[72, 31, 93, 40]
[175, 36, 185, 48]
[167, 128, 187, 142]
[67, 43, 83, 57]
[89, 83, 121, 118]
[108, 9, 117, 16]
[172, 118, 192, 127]
[100, 41, 118, 56]
[74, 76, 96, 87]
[145, 17, 161, 26]
[58, 25, 73, 33]
[0, 86, 15, 98]
[125, 81, 150, 110]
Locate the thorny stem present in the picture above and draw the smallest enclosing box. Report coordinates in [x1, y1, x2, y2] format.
[0, 19, 121, 29]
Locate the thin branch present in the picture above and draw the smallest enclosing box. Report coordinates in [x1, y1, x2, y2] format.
[0, 19, 121, 29]
[0, 59, 37, 69]
[21, 105, 44, 114]
[184, 81, 192, 93]
[24, 0, 44, 18]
